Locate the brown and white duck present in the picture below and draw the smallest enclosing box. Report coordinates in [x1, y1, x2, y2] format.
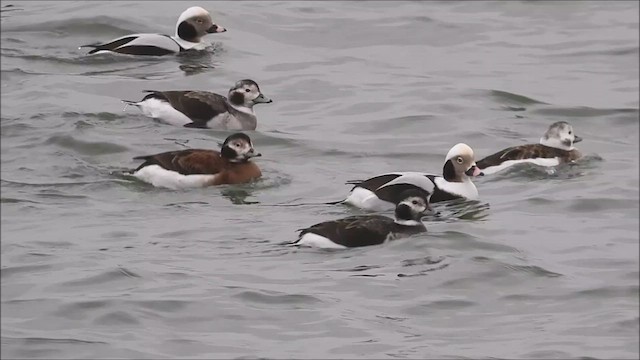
[122, 80, 272, 130]
[129, 133, 262, 189]
[476, 121, 583, 175]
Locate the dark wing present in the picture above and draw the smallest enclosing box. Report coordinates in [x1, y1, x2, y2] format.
[373, 173, 435, 203]
[81, 36, 138, 54]
[476, 144, 548, 170]
[299, 215, 393, 248]
[82, 34, 177, 56]
[141, 90, 230, 126]
[112, 46, 175, 56]
[133, 149, 225, 175]
[347, 173, 403, 191]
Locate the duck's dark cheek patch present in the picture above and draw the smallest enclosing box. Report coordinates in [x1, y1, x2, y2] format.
[442, 160, 457, 181]
[229, 92, 245, 106]
[178, 21, 198, 41]
[221, 146, 237, 159]
[563, 139, 572, 147]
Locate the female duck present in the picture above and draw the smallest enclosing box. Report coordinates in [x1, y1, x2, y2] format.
[476, 121, 583, 175]
[123, 79, 272, 130]
[129, 133, 262, 189]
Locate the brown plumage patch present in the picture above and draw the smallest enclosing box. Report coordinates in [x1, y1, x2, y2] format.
[477, 144, 582, 170]
[134, 149, 261, 185]
[143, 90, 230, 123]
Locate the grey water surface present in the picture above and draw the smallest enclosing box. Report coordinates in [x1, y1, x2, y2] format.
[1, 1, 639, 359]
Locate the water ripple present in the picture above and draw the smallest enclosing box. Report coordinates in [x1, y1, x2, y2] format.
[59, 267, 141, 288]
[232, 289, 323, 308]
[2, 1, 638, 359]
[44, 134, 129, 155]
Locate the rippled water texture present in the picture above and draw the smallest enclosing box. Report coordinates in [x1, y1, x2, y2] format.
[1, 1, 639, 359]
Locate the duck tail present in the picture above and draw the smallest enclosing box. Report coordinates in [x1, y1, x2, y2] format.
[121, 99, 140, 112]
[79, 44, 101, 54]
[324, 199, 345, 205]
[121, 99, 139, 106]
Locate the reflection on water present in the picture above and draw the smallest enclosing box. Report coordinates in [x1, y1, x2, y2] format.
[177, 43, 224, 76]
[429, 199, 491, 222]
[220, 187, 260, 205]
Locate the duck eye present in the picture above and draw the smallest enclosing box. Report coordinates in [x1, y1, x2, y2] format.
[568, 131, 572, 134]
[411, 200, 418, 205]
[245, 88, 251, 93]
[196, 19, 203, 24]
[456, 157, 463, 164]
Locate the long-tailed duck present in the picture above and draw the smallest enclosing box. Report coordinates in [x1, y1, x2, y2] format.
[340, 143, 483, 211]
[476, 121, 583, 175]
[122, 79, 272, 130]
[129, 133, 261, 189]
[80, 6, 226, 56]
[294, 189, 430, 249]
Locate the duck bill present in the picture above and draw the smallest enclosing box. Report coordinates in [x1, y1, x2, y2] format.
[465, 165, 484, 177]
[245, 150, 262, 159]
[207, 24, 227, 33]
[573, 135, 583, 143]
[253, 93, 273, 104]
[423, 203, 435, 216]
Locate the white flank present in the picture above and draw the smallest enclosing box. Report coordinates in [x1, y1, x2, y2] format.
[344, 187, 394, 211]
[136, 98, 193, 126]
[116, 34, 180, 52]
[343, 172, 434, 211]
[88, 50, 114, 55]
[481, 157, 561, 175]
[434, 177, 479, 200]
[296, 233, 347, 249]
[133, 165, 216, 189]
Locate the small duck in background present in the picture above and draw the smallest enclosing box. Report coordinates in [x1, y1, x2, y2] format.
[128, 133, 262, 189]
[294, 189, 430, 249]
[476, 121, 583, 175]
[122, 80, 273, 130]
[80, 6, 226, 56]
[339, 143, 483, 211]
